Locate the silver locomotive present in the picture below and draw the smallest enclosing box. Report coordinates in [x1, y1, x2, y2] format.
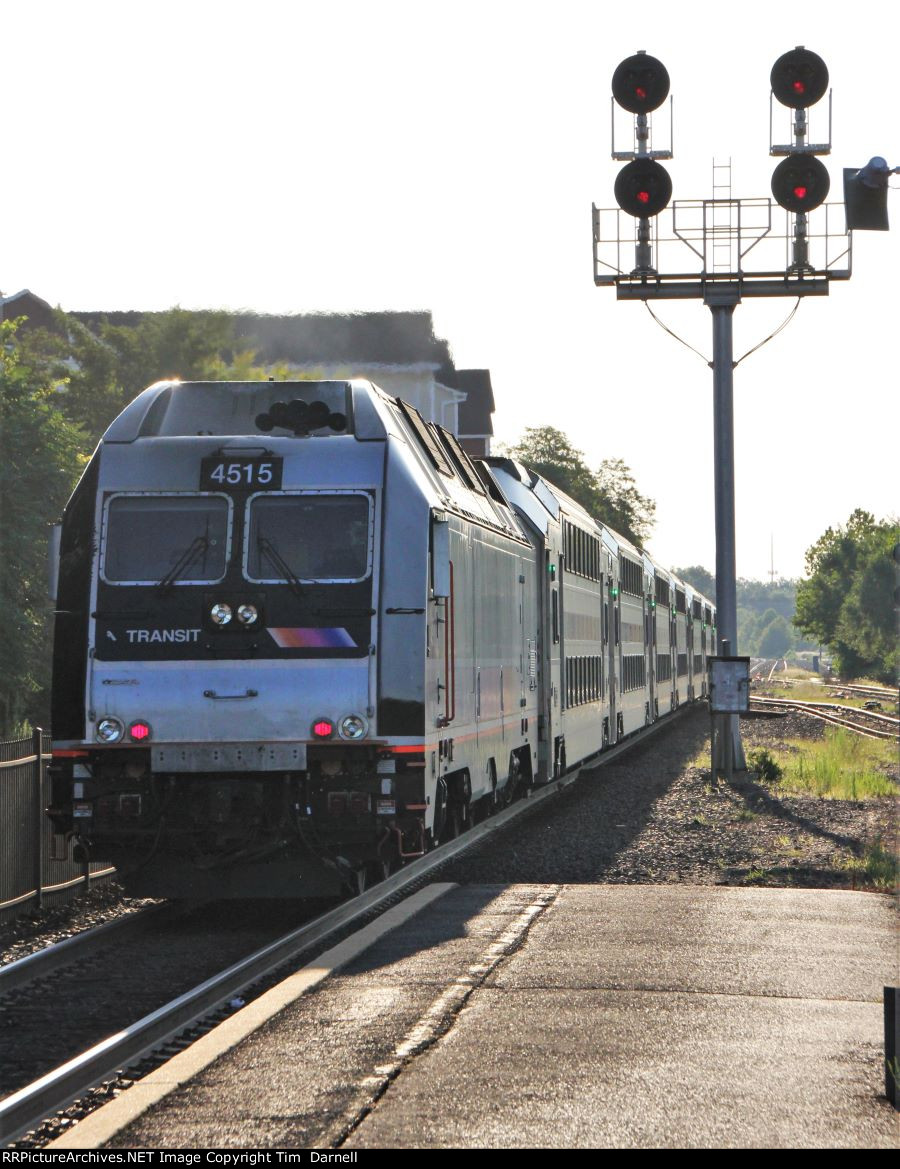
[48, 379, 714, 897]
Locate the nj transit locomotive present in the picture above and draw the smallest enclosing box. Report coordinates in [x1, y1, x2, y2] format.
[48, 379, 715, 897]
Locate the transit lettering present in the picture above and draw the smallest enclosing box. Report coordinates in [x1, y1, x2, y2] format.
[125, 628, 202, 644]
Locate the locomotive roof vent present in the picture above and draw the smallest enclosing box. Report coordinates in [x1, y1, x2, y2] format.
[255, 398, 347, 436]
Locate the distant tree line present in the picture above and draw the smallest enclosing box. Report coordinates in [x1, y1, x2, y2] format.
[677, 510, 898, 682]
[674, 566, 812, 659]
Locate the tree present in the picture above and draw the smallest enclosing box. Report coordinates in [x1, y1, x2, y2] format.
[594, 457, 656, 546]
[674, 565, 715, 596]
[0, 320, 84, 733]
[504, 427, 655, 546]
[26, 308, 244, 448]
[757, 614, 793, 658]
[795, 509, 899, 682]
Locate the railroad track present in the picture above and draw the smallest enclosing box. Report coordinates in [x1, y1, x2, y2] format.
[1, 709, 687, 1147]
[749, 694, 899, 740]
[826, 682, 898, 704]
[0, 898, 321, 1144]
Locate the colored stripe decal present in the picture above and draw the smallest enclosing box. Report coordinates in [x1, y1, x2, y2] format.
[268, 627, 356, 649]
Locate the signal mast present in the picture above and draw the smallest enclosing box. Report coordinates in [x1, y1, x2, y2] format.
[594, 47, 895, 778]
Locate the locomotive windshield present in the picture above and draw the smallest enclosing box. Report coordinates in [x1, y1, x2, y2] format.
[246, 493, 370, 582]
[102, 495, 229, 584]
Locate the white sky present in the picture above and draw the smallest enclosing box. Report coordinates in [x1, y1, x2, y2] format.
[4, 0, 897, 581]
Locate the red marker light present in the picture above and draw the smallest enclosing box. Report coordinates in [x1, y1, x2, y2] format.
[312, 719, 335, 739]
[635, 86, 647, 99]
[637, 190, 650, 204]
[129, 720, 151, 741]
[793, 80, 805, 94]
[793, 185, 808, 200]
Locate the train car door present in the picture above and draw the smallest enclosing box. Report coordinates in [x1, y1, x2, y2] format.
[607, 574, 618, 743]
[646, 586, 656, 720]
[535, 548, 554, 782]
[543, 542, 563, 777]
[431, 514, 453, 729]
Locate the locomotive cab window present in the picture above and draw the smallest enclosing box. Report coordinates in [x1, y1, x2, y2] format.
[245, 492, 371, 582]
[101, 494, 230, 585]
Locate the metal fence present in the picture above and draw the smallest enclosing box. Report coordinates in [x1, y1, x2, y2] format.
[0, 729, 114, 925]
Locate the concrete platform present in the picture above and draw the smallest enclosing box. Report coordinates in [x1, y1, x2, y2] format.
[56, 884, 897, 1149]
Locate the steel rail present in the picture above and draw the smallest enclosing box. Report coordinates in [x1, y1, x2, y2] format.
[826, 683, 898, 701]
[0, 706, 687, 1146]
[0, 905, 171, 996]
[749, 695, 898, 740]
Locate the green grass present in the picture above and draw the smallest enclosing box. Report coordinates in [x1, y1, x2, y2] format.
[843, 841, 898, 891]
[764, 729, 898, 799]
[768, 680, 876, 710]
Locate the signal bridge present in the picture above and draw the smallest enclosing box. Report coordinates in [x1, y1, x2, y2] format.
[592, 194, 852, 299]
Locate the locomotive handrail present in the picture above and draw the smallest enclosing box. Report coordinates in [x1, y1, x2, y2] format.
[444, 562, 456, 724]
[202, 689, 259, 700]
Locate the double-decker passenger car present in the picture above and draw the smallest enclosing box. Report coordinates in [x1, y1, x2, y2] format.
[48, 379, 715, 898]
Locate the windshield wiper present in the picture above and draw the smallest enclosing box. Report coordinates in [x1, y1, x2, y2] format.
[258, 537, 305, 597]
[157, 535, 209, 594]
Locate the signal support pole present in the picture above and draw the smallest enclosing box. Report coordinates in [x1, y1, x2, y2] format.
[708, 294, 745, 770]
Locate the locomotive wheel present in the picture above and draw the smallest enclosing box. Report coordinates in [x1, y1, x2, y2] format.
[507, 752, 523, 800]
[366, 857, 391, 885]
[370, 835, 400, 883]
[344, 865, 369, 897]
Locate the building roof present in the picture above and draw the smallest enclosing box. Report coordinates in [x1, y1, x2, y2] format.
[233, 310, 454, 367]
[454, 369, 495, 436]
[0, 288, 56, 329]
[69, 308, 455, 369]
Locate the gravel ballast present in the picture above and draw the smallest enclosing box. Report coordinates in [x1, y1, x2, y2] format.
[438, 706, 896, 889]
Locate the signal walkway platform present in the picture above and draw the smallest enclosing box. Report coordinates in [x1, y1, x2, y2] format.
[53, 883, 897, 1149]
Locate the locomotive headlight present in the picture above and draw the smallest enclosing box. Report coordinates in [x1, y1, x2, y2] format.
[96, 717, 124, 743]
[338, 714, 368, 741]
[210, 602, 233, 626]
[236, 604, 259, 626]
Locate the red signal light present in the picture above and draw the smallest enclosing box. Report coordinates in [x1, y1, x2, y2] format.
[312, 718, 335, 739]
[771, 154, 830, 213]
[770, 48, 828, 109]
[611, 52, 670, 115]
[614, 157, 673, 218]
[129, 720, 151, 741]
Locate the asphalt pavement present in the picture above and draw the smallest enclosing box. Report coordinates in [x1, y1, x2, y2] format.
[53, 882, 897, 1149]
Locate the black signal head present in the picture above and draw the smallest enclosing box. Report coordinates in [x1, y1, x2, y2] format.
[771, 154, 830, 212]
[612, 52, 670, 114]
[614, 157, 673, 218]
[770, 47, 828, 108]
